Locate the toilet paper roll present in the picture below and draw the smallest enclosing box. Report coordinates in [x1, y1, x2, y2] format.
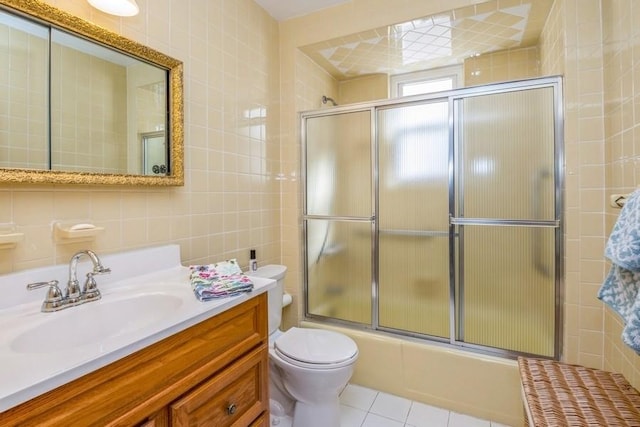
[282, 293, 292, 307]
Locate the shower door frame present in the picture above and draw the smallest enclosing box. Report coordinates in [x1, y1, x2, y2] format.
[301, 76, 564, 360]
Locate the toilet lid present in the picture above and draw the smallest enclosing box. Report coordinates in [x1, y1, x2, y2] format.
[274, 327, 358, 368]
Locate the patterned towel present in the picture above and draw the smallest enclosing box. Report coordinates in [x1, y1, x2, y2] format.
[189, 259, 253, 301]
[598, 189, 640, 352]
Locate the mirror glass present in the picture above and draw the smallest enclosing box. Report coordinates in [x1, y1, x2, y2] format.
[142, 131, 168, 175]
[0, 0, 183, 185]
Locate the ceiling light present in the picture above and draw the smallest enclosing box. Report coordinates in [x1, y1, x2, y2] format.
[87, 0, 139, 17]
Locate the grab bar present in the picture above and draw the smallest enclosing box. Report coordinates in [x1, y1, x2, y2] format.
[533, 168, 553, 278]
[449, 218, 559, 227]
[379, 229, 448, 237]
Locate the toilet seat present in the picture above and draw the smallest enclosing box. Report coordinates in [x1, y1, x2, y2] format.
[274, 327, 358, 369]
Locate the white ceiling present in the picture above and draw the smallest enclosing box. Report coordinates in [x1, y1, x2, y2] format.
[254, 0, 553, 80]
[254, 0, 351, 21]
[299, 0, 553, 80]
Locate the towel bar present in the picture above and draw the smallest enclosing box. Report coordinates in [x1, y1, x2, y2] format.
[611, 194, 630, 208]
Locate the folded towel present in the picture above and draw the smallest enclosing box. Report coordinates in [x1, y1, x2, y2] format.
[189, 259, 254, 301]
[598, 189, 640, 352]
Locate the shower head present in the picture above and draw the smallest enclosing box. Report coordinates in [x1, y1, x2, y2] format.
[322, 95, 338, 106]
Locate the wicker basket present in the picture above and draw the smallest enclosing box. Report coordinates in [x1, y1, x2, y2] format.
[517, 357, 640, 426]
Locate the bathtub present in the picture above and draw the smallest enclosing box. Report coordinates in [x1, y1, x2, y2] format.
[301, 321, 524, 426]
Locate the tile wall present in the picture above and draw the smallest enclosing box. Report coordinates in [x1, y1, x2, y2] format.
[51, 45, 128, 174]
[463, 46, 540, 86]
[0, 25, 48, 170]
[601, 0, 640, 386]
[338, 74, 389, 105]
[539, 0, 608, 371]
[539, 0, 640, 388]
[0, 0, 282, 275]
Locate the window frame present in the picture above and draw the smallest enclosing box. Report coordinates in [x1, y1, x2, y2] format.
[390, 65, 463, 98]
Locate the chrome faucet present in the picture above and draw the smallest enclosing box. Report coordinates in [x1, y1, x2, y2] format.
[67, 250, 110, 303]
[27, 250, 110, 312]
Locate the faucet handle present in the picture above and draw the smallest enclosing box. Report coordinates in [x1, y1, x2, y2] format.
[82, 272, 102, 302]
[27, 280, 64, 312]
[66, 279, 82, 303]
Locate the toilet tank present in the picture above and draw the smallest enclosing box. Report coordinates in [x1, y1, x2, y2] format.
[249, 264, 287, 335]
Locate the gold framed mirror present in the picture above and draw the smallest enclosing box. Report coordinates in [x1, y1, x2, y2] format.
[0, 0, 184, 185]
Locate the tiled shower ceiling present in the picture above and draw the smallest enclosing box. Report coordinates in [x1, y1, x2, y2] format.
[300, 0, 554, 80]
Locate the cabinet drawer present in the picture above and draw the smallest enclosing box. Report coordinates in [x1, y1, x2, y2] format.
[171, 345, 269, 427]
[249, 412, 268, 427]
[137, 408, 169, 427]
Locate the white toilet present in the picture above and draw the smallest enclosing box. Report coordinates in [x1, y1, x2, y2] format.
[250, 265, 359, 427]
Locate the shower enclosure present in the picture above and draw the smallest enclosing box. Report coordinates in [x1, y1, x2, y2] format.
[302, 77, 563, 359]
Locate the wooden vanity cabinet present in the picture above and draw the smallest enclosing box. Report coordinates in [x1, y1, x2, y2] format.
[1, 294, 269, 427]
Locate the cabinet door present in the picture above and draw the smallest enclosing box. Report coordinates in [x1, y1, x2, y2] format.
[171, 345, 268, 427]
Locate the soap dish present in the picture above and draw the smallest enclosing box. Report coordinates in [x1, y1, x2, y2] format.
[53, 222, 104, 244]
[0, 232, 24, 249]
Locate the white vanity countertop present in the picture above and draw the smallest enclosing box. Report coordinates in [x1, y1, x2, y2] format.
[0, 245, 275, 413]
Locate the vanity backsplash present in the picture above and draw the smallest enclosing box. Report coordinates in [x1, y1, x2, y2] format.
[0, 245, 182, 310]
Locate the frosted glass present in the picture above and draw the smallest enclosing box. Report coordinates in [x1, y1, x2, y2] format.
[305, 111, 372, 217]
[461, 226, 556, 356]
[306, 219, 372, 324]
[378, 102, 450, 229]
[457, 88, 556, 220]
[302, 79, 561, 358]
[379, 233, 450, 337]
[377, 101, 450, 336]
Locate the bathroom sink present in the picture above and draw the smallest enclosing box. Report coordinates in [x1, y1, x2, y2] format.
[0, 245, 277, 413]
[11, 293, 183, 354]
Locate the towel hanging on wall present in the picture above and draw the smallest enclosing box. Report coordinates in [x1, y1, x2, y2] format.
[599, 189, 640, 352]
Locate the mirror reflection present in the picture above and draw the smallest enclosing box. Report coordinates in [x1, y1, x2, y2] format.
[142, 131, 168, 175]
[50, 29, 167, 175]
[0, 10, 48, 170]
[0, 0, 183, 185]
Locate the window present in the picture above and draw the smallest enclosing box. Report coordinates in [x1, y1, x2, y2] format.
[390, 65, 463, 98]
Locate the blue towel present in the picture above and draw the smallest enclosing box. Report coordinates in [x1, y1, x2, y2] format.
[598, 189, 640, 352]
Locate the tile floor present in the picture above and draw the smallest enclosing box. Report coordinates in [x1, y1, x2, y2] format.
[338, 383, 512, 427]
[270, 383, 514, 427]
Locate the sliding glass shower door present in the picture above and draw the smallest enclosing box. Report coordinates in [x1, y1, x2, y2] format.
[377, 100, 451, 339]
[303, 77, 562, 359]
[304, 110, 373, 325]
[452, 87, 558, 356]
